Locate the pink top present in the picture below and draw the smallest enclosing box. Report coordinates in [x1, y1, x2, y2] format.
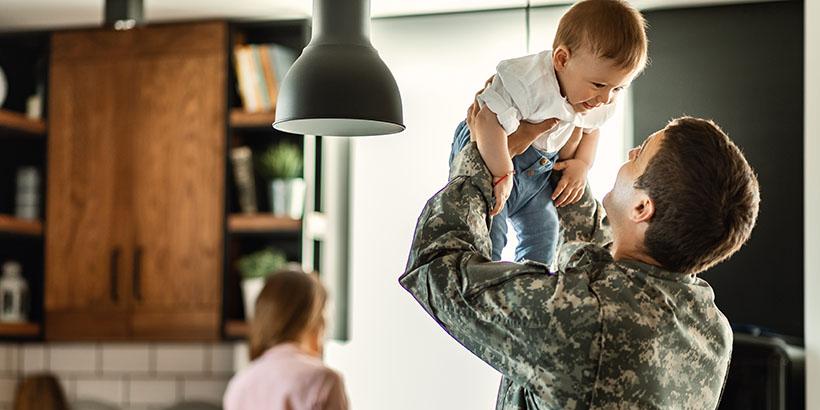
[223, 343, 349, 410]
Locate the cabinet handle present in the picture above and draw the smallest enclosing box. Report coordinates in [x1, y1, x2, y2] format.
[133, 246, 143, 301]
[110, 248, 120, 302]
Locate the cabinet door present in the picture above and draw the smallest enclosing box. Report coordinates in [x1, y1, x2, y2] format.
[128, 23, 227, 340]
[46, 56, 133, 340]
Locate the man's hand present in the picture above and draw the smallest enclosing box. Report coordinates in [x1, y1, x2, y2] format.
[551, 159, 589, 207]
[508, 119, 561, 157]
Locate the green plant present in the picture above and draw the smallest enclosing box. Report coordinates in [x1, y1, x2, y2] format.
[237, 248, 287, 279]
[256, 142, 303, 180]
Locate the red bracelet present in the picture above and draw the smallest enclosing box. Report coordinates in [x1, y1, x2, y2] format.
[492, 171, 514, 187]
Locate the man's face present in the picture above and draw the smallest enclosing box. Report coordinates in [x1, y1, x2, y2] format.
[603, 130, 665, 229]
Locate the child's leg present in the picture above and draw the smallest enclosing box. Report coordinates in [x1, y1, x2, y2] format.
[489, 205, 510, 261]
[506, 152, 561, 265]
[509, 185, 560, 265]
[448, 120, 472, 167]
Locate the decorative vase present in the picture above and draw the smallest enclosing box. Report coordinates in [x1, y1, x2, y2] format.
[269, 178, 306, 219]
[241, 277, 266, 321]
[0, 261, 29, 323]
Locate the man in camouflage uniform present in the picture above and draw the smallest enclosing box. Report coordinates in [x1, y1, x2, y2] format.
[400, 103, 760, 409]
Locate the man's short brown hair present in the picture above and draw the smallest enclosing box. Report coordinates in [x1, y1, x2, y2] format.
[553, 0, 648, 72]
[635, 117, 760, 274]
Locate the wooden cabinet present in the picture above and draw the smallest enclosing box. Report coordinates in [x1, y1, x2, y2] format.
[45, 22, 226, 341]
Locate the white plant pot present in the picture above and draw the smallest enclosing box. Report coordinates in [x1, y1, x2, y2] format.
[270, 178, 306, 219]
[242, 277, 266, 321]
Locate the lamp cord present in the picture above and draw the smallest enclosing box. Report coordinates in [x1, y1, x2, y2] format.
[525, 0, 531, 53]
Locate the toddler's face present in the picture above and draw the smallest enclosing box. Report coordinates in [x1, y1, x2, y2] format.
[553, 46, 636, 113]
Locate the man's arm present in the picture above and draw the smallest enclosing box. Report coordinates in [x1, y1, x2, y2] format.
[400, 142, 600, 397]
[556, 188, 611, 242]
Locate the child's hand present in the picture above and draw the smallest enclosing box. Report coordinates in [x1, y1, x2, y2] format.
[551, 159, 589, 207]
[491, 173, 514, 216]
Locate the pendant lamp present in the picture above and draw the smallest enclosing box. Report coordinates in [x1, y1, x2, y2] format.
[273, 0, 405, 136]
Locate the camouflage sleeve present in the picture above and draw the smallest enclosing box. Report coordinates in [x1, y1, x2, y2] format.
[400, 142, 601, 394]
[553, 174, 612, 247]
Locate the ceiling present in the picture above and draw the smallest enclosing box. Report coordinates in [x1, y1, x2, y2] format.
[0, 0, 781, 31]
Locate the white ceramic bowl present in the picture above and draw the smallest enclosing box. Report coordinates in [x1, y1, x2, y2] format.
[0, 66, 7, 107]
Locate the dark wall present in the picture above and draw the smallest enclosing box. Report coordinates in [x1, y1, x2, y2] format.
[632, 1, 804, 338]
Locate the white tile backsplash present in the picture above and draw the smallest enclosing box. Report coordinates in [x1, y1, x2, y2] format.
[155, 345, 206, 374]
[209, 344, 235, 374]
[0, 342, 235, 407]
[102, 345, 152, 374]
[58, 376, 76, 401]
[0, 346, 17, 375]
[128, 379, 178, 406]
[75, 378, 126, 404]
[20, 345, 46, 374]
[49, 344, 98, 375]
[181, 379, 229, 403]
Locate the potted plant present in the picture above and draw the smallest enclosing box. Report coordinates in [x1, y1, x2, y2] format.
[256, 142, 306, 219]
[237, 248, 287, 319]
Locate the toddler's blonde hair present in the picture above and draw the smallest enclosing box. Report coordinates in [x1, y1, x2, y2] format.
[553, 0, 648, 73]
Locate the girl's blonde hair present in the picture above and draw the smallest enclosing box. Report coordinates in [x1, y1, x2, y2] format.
[14, 374, 69, 410]
[249, 269, 327, 360]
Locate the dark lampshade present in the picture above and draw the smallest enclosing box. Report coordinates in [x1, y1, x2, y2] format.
[104, 0, 143, 30]
[273, 0, 404, 136]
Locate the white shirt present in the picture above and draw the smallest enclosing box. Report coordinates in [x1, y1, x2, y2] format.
[476, 50, 618, 153]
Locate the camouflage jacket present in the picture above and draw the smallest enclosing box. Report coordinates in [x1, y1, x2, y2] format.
[400, 142, 732, 410]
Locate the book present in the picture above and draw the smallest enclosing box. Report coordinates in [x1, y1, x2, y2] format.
[259, 47, 279, 110]
[269, 44, 297, 85]
[251, 46, 272, 111]
[234, 45, 261, 112]
[230, 146, 258, 214]
[233, 43, 298, 113]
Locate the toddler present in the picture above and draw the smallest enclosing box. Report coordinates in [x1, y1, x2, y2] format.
[449, 0, 648, 264]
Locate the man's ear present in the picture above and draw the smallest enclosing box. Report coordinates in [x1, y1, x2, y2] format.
[553, 46, 571, 71]
[631, 193, 655, 224]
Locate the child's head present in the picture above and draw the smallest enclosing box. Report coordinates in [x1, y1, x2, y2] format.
[14, 373, 69, 410]
[551, 0, 648, 113]
[249, 268, 328, 360]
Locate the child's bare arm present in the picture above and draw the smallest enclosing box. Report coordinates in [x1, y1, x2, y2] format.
[474, 111, 514, 178]
[467, 102, 515, 216]
[558, 127, 584, 160]
[574, 128, 599, 168]
[552, 128, 600, 207]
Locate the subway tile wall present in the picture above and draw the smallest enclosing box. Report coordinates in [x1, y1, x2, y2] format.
[0, 343, 239, 410]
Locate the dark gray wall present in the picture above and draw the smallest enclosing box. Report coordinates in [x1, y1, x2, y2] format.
[632, 1, 804, 337]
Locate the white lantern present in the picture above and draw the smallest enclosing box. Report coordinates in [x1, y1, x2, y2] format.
[0, 261, 29, 323]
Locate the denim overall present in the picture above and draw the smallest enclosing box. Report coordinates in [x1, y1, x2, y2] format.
[449, 120, 560, 264]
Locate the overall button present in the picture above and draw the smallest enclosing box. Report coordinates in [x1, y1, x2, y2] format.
[539, 158, 548, 166]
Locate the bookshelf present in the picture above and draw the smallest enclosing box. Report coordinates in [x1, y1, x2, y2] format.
[223, 320, 249, 338]
[0, 31, 49, 341]
[228, 214, 301, 233]
[0, 215, 43, 236]
[229, 109, 277, 129]
[0, 109, 46, 136]
[0, 322, 41, 337]
[223, 20, 311, 337]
